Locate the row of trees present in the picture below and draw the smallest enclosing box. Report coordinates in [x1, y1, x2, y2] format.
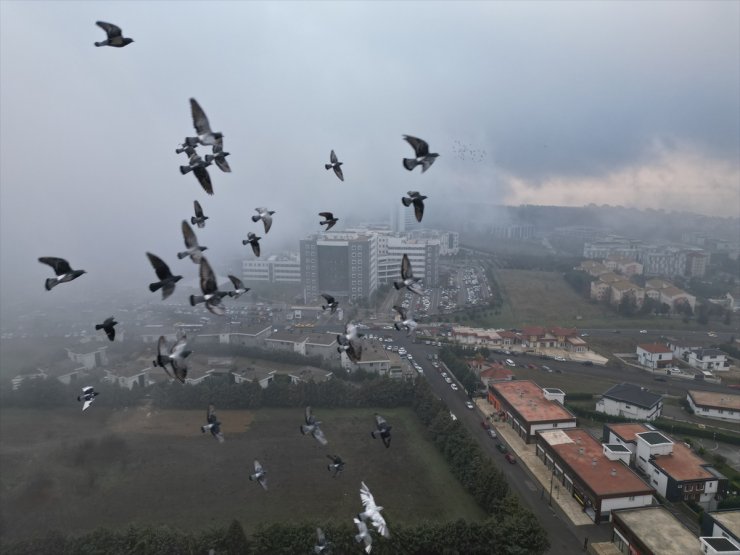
[438, 346, 482, 395]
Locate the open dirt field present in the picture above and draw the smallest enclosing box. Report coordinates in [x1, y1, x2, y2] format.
[0, 406, 485, 543]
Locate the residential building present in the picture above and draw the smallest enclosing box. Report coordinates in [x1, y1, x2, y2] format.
[343, 342, 391, 376]
[701, 510, 740, 549]
[232, 367, 276, 388]
[242, 254, 301, 284]
[228, 325, 273, 348]
[610, 506, 704, 555]
[489, 223, 535, 240]
[605, 256, 644, 276]
[520, 327, 586, 353]
[65, 346, 108, 369]
[407, 229, 460, 256]
[645, 279, 697, 311]
[667, 338, 704, 361]
[479, 364, 513, 387]
[610, 281, 646, 308]
[687, 391, 740, 424]
[288, 366, 333, 384]
[300, 232, 378, 303]
[452, 326, 502, 348]
[102, 366, 150, 390]
[535, 429, 655, 524]
[584, 237, 643, 260]
[642, 247, 688, 278]
[685, 251, 709, 278]
[377, 235, 440, 287]
[604, 423, 728, 508]
[686, 349, 730, 372]
[578, 260, 611, 277]
[636, 344, 673, 370]
[488, 380, 577, 443]
[596, 383, 663, 421]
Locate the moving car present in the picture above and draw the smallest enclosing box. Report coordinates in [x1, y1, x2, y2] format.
[639, 329, 648, 334]
[505, 453, 516, 464]
[505, 359, 515, 367]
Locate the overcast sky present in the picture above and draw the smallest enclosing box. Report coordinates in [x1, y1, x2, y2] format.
[1, 1, 738, 311]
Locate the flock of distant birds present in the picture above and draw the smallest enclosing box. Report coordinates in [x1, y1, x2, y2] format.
[33, 21, 461, 553]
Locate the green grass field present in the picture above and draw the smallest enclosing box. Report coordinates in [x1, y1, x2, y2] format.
[0, 407, 485, 543]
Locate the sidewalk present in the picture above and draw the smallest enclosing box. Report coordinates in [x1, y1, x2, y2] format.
[475, 398, 594, 527]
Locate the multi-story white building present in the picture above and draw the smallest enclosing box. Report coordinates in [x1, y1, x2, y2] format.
[596, 383, 663, 421]
[583, 237, 643, 260]
[242, 254, 301, 284]
[687, 391, 740, 423]
[636, 344, 673, 370]
[687, 349, 730, 372]
[377, 234, 439, 287]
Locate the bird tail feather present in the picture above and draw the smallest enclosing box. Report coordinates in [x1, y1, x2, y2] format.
[149, 282, 162, 292]
[45, 278, 56, 291]
[176, 252, 187, 259]
[403, 158, 418, 171]
[94, 41, 106, 47]
[190, 295, 205, 306]
[95, 324, 103, 330]
[179, 166, 192, 175]
[401, 197, 412, 207]
[251, 215, 261, 223]
[205, 154, 214, 164]
[190, 217, 198, 226]
[324, 164, 332, 170]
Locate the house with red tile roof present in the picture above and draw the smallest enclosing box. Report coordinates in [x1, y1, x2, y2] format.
[636, 344, 673, 369]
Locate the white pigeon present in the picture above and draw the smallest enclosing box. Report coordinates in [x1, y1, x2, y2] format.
[251, 207, 275, 234]
[358, 481, 390, 539]
[77, 386, 99, 411]
[353, 517, 373, 554]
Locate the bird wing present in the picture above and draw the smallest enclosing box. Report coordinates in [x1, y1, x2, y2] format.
[207, 403, 216, 422]
[262, 214, 273, 233]
[105, 326, 115, 341]
[39, 257, 72, 275]
[157, 335, 169, 361]
[194, 200, 204, 218]
[254, 460, 263, 473]
[199, 257, 218, 295]
[403, 135, 429, 157]
[316, 527, 326, 545]
[215, 157, 231, 173]
[171, 360, 188, 383]
[330, 150, 338, 164]
[190, 98, 212, 135]
[251, 240, 260, 257]
[82, 398, 94, 411]
[206, 299, 225, 316]
[360, 482, 376, 510]
[170, 335, 188, 358]
[96, 21, 122, 38]
[193, 167, 213, 195]
[333, 165, 344, 181]
[392, 305, 407, 320]
[182, 221, 199, 249]
[146, 252, 172, 281]
[320, 293, 334, 304]
[401, 254, 413, 280]
[228, 274, 244, 290]
[304, 406, 314, 424]
[413, 198, 424, 222]
[420, 157, 437, 173]
[318, 212, 334, 219]
[312, 426, 328, 445]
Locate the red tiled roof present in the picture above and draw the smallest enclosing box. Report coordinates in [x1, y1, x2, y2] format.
[637, 343, 672, 354]
[481, 367, 513, 380]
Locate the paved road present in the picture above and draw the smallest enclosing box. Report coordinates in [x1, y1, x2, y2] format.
[395, 337, 609, 555]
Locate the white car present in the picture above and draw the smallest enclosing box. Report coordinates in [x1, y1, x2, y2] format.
[639, 330, 647, 334]
[505, 359, 515, 367]
[407, 355, 413, 360]
[444, 377, 452, 384]
[450, 383, 459, 391]
[465, 401, 474, 410]
[553, 356, 566, 362]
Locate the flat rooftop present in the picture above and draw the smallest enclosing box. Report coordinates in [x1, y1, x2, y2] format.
[614, 507, 701, 555]
[654, 440, 716, 482]
[608, 423, 658, 443]
[604, 443, 631, 453]
[539, 429, 654, 497]
[357, 342, 390, 363]
[688, 390, 740, 411]
[702, 537, 739, 552]
[492, 380, 575, 423]
[636, 431, 672, 446]
[711, 510, 740, 538]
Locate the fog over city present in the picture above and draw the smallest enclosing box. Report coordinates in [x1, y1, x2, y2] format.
[1, 1, 737, 314]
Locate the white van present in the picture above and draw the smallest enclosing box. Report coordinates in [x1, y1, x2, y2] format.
[505, 359, 515, 367]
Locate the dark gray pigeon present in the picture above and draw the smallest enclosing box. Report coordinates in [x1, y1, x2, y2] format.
[392, 305, 417, 337]
[184, 98, 223, 147]
[179, 148, 214, 195]
[393, 254, 423, 296]
[153, 334, 191, 383]
[320, 293, 338, 314]
[319, 212, 339, 231]
[94, 21, 133, 48]
[226, 275, 250, 298]
[300, 406, 328, 445]
[252, 207, 275, 233]
[370, 413, 392, 448]
[201, 403, 224, 442]
[205, 138, 231, 172]
[191, 200, 209, 228]
[249, 460, 268, 490]
[402, 135, 439, 173]
[95, 316, 117, 341]
[190, 257, 226, 316]
[177, 220, 208, 263]
[326, 454, 345, 477]
[77, 386, 99, 411]
[325, 150, 344, 181]
[401, 191, 427, 222]
[337, 333, 362, 364]
[38, 257, 86, 290]
[146, 252, 182, 300]
[242, 232, 261, 257]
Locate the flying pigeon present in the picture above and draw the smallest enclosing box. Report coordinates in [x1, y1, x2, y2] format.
[249, 460, 268, 490]
[370, 413, 392, 448]
[392, 305, 417, 337]
[337, 335, 362, 364]
[146, 252, 182, 300]
[226, 275, 250, 298]
[358, 481, 390, 539]
[402, 135, 439, 173]
[183, 98, 223, 147]
[401, 191, 427, 223]
[320, 293, 338, 314]
[77, 386, 99, 411]
[319, 212, 339, 231]
[326, 454, 345, 477]
[242, 232, 261, 257]
[38, 257, 86, 291]
[190, 257, 227, 316]
[393, 254, 423, 296]
[94, 21, 133, 48]
[300, 406, 328, 445]
[325, 150, 344, 181]
[353, 517, 373, 554]
[153, 335, 192, 383]
[191, 200, 209, 228]
[340, 322, 364, 342]
[95, 316, 117, 341]
[201, 403, 225, 442]
[314, 527, 332, 554]
[177, 220, 208, 263]
[179, 148, 214, 195]
[251, 207, 275, 234]
[205, 138, 231, 172]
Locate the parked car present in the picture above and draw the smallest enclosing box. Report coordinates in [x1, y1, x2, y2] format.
[505, 359, 515, 367]
[465, 401, 474, 409]
[581, 361, 593, 366]
[639, 330, 648, 334]
[542, 365, 552, 372]
[481, 420, 490, 430]
[488, 429, 497, 439]
[505, 453, 516, 464]
[496, 443, 508, 453]
[450, 383, 459, 391]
